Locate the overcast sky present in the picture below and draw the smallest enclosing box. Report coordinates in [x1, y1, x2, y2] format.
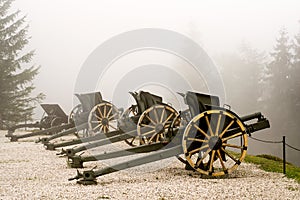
[11, 0, 300, 116]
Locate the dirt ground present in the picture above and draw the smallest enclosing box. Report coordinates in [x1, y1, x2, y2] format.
[0, 130, 299, 200]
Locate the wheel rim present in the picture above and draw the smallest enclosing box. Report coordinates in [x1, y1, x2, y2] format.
[88, 102, 119, 136]
[182, 110, 248, 176]
[68, 104, 82, 124]
[137, 105, 178, 145]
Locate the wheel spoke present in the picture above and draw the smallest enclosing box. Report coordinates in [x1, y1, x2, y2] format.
[195, 148, 211, 168]
[153, 108, 160, 123]
[222, 132, 243, 142]
[205, 115, 214, 136]
[99, 125, 103, 133]
[97, 107, 104, 118]
[93, 123, 102, 131]
[140, 123, 155, 129]
[141, 129, 156, 136]
[163, 123, 171, 129]
[148, 132, 158, 143]
[221, 147, 238, 163]
[102, 126, 106, 133]
[108, 112, 118, 120]
[145, 114, 157, 125]
[91, 121, 100, 124]
[156, 134, 162, 142]
[193, 124, 210, 139]
[106, 106, 113, 118]
[104, 125, 110, 133]
[103, 104, 107, 117]
[222, 143, 243, 149]
[219, 119, 234, 138]
[162, 112, 174, 125]
[189, 144, 209, 155]
[93, 113, 102, 121]
[160, 108, 166, 123]
[209, 150, 216, 172]
[187, 138, 208, 143]
[216, 149, 227, 171]
[215, 114, 222, 136]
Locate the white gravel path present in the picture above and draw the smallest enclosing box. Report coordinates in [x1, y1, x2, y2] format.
[0, 131, 299, 200]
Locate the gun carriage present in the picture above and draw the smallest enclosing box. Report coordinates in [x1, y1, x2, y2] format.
[36, 91, 120, 145]
[5, 104, 69, 142]
[53, 91, 178, 158]
[68, 91, 270, 185]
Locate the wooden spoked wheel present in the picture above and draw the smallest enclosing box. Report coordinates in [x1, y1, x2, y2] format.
[68, 104, 82, 124]
[137, 105, 179, 145]
[68, 104, 88, 138]
[88, 102, 119, 135]
[182, 110, 248, 176]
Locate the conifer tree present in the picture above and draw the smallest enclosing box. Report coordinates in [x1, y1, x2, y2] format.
[265, 28, 293, 134]
[0, 0, 44, 129]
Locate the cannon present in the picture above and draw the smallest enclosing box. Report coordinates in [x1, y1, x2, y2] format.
[54, 91, 178, 158]
[5, 104, 69, 142]
[69, 91, 270, 185]
[38, 91, 120, 145]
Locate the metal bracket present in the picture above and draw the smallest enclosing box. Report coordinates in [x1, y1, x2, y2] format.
[223, 104, 231, 110]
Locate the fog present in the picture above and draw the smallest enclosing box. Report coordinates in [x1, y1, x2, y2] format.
[11, 0, 300, 165]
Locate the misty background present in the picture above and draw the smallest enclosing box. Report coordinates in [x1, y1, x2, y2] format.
[11, 0, 300, 165]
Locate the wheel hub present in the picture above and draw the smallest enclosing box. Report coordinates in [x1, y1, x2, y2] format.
[208, 136, 222, 150]
[101, 118, 109, 126]
[155, 123, 164, 134]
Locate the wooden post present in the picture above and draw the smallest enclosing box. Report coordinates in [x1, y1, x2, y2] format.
[283, 136, 286, 174]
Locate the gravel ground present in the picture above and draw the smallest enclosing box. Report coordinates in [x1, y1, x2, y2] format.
[0, 130, 299, 200]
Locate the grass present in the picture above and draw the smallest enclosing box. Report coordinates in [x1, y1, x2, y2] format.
[243, 153, 300, 183]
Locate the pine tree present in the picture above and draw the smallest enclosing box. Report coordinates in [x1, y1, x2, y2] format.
[265, 27, 293, 135]
[0, 0, 44, 129]
[289, 23, 300, 132]
[215, 43, 266, 114]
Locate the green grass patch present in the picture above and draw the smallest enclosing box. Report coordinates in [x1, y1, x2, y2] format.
[243, 154, 300, 183]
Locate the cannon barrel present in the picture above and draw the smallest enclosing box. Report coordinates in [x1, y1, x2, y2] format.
[246, 119, 270, 135]
[240, 112, 262, 122]
[48, 130, 123, 151]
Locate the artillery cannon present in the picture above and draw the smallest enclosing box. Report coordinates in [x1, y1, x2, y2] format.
[54, 91, 178, 159]
[69, 91, 270, 185]
[5, 104, 69, 142]
[38, 91, 120, 145]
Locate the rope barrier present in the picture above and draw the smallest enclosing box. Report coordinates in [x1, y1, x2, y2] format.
[285, 143, 300, 152]
[248, 135, 300, 174]
[249, 135, 300, 151]
[249, 135, 282, 144]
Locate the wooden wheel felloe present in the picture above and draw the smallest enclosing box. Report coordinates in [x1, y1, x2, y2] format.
[88, 102, 119, 135]
[182, 110, 248, 176]
[137, 105, 179, 145]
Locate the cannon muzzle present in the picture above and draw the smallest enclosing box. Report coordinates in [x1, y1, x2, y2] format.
[246, 119, 270, 135]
